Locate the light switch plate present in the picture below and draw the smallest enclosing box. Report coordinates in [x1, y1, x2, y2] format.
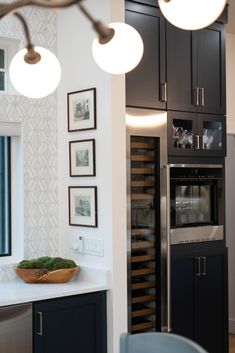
[84, 237, 104, 257]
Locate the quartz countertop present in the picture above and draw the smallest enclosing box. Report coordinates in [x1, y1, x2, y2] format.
[0, 266, 110, 307]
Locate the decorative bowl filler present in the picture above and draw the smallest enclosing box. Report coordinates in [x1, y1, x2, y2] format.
[15, 256, 79, 283]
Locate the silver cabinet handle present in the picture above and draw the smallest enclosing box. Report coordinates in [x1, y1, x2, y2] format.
[201, 257, 207, 276]
[36, 311, 43, 336]
[195, 257, 201, 276]
[199, 87, 205, 107]
[193, 87, 200, 106]
[160, 82, 167, 102]
[194, 135, 203, 150]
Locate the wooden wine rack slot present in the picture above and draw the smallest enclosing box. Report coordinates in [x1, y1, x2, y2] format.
[131, 180, 154, 187]
[131, 193, 153, 200]
[132, 241, 154, 250]
[132, 307, 155, 318]
[132, 281, 155, 290]
[132, 254, 155, 263]
[131, 142, 155, 149]
[132, 228, 155, 236]
[131, 155, 155, 162]
[132, 321, 155, 332]
[132, 268, 155, 276]
[132, 294, 156, 304]
[131, 168, 154, 175]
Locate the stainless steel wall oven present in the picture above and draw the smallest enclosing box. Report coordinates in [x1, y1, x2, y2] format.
[169, 164, 224, 245]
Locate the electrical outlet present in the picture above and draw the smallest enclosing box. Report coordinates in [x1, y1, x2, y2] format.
[84, 237, 104, 257]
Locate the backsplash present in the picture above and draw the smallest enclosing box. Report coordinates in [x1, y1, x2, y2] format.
[0, 7, 58, 281]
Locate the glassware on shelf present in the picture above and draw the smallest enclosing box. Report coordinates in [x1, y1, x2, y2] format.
[203, 128, 214, 149]
[172, 124, 193, 149]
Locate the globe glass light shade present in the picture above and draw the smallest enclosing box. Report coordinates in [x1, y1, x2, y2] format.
[92, 22, 144, 75]
[158, 0, 226, 30]
[9, 46, 61, 98]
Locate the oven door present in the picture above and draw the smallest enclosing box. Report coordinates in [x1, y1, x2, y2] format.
[169, 166, 224, 244]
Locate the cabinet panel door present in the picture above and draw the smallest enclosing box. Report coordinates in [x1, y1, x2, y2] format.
[197, 114, 226, 157]
[166, 23, 197, 112]
[195, 248, 228, 353]
[197, 23, 226, 115]
[167, 111, 198, 156]
[126, 2, 166, 109]
[171, 249, 195, 339]
[34, 292, 107, 353]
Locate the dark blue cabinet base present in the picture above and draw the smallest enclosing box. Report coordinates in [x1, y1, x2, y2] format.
[33, 291, 107, 353]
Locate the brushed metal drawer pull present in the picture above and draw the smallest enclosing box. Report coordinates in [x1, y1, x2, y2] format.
[193, 87, 200, 106]
[37, 311, 43, 336]
[201, 257, 207, 276]
[195, 257, 201, 276]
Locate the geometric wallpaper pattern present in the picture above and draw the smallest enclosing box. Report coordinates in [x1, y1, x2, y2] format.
[0, 7, 58, 281]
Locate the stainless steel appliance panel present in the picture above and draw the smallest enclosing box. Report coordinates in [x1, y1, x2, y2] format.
[0, 303, 32, 353]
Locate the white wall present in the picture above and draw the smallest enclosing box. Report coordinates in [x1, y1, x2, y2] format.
[57, 1, 127, 352]
[0, 9, 58, 281]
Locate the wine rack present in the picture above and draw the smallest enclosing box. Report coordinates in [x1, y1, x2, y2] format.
[128, 136, 160, 333]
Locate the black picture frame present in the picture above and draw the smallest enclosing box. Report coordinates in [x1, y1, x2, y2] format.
[67, 88, 96, 132]
[69, 139, 96, 177]
[68, 186, 98, 227]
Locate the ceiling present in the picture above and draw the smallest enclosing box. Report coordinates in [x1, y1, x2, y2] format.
[227, 0, 235, 33]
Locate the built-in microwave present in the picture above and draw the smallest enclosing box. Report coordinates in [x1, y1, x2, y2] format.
[169, 164, 224, 245]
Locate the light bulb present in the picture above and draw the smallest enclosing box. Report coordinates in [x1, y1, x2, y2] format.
[9, 46, 61, 99]
[158, 0, 226, 30]
[92, 22, 144, 75]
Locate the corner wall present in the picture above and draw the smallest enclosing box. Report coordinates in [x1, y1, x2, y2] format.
[57, 1, 127, 352]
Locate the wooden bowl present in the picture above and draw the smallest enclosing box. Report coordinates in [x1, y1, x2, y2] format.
[15, 266, 80, 283]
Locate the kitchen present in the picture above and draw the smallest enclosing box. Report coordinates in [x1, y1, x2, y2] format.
[0, 1, 234, 353]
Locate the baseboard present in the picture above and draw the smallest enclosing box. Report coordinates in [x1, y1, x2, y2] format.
[229, 319, 235, 334]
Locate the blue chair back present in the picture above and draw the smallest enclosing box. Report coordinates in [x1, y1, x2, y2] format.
[120, 332, 209, 353]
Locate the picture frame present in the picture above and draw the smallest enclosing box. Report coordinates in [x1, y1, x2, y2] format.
[68, 186, 98, 227]
[67, 88, 96, 132]
[69, 139, 96, 177]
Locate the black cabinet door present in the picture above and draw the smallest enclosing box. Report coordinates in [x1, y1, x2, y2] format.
[171, 245, 228, 353]
[34, 291, 107, 353]
[166, 23, 198, 113]
[194, 247, 228, 353]
[171, 250, 195, 340]
[166, 22, 226, 115]
[168, 111, 226, 157]
[197, 114, 226, 157]
[126, 2, 166, 109]
[197, 23, 226, 115]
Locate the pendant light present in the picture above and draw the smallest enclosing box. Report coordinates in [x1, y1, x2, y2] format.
[9, 46, 61, 99]
[92, 22, 144, 75]
[158, 0, 227, 30]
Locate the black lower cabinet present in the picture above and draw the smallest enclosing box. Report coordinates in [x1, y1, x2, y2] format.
[171, 245, 228, 353]
[33, 291, 107, 353]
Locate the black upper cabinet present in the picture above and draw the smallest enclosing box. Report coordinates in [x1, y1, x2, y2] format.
[166, 25, 197, 113]
[34, 291, 107, 353]
[126, 1, 166, 109]
[167, 21, 226, 115]
[197, 23, 226, 115]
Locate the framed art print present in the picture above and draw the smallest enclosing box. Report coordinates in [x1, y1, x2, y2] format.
[67, 88, 96, 132]
[69, 139, 96, 177]
[68, 186, 98, 227]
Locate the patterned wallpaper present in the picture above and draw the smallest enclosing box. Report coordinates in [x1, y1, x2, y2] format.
[0, 7, 58, 281]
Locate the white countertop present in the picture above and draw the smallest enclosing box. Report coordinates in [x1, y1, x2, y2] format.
[0, 266, 110, 307]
